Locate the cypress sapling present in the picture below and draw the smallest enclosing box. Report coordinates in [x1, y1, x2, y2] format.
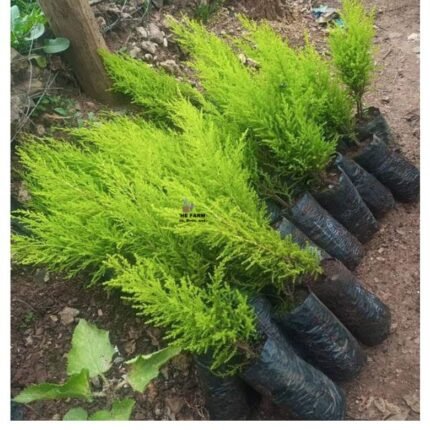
[100, 50, 207, 123]
[328, 0, 376, 120]
[106, 257, 260, 373]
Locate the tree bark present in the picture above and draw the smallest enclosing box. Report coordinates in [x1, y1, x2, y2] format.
[39, 0, 117, 104]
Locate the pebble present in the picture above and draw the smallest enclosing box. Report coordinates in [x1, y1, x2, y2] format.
[407, 33, 419, 41]
[58, 306, 80, 325]
[141, 41, 157, 55]
[148, 23, 164, 45]
[159, 59, 179, 75]
[136, 26, 148, 39]
[129, 46, 142, 58]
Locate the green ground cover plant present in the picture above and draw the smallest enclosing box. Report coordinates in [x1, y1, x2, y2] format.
[328, 0, 376, 119]
[14, 318, 180, 420]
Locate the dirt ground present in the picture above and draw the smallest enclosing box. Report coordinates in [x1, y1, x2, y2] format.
[10, 0, 420, 421]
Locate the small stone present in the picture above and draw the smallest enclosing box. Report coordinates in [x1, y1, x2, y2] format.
[144, 53, 153, 61]
[376, 256, 385, 262]
[403, 393, 419, 413]
[407, 33, 419, 41]
[381, 96, 390, 104]
[378, 247, 384, 254]
[159, 59, 179, 75]
[35, 124, 46, 136]
[141, 41, 157, 55]
[25, 336, 33, 345]
[43, 271, 50, 282]
[18, 183, 31, 203]
[58, 307, 80, 325]
[238, 53, 246, 64]
[97, 309, 103, 317]
[49, 315, 58, 323]
[113, 356, 125, 365]
[96, 16, 106, 29]
[136, 26, 148, 39]
[148, 23, 164, 45]
[129, 46, 142, 58]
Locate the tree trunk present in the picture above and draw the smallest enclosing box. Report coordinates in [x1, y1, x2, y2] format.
[240, 0, 291, 20]
[39, 0, 117, 104]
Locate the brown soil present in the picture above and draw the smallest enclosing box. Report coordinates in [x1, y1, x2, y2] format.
[11, 0, 419, 421]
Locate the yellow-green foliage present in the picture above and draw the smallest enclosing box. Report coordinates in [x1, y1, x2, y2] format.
[14, 105, 320, 291]
[107, 257, 258, 372]
[100, 50, 205, 122]
[12, 107, 320, 370]
[238, 17, 354, 139]
[328, 0, 376, 118]
[168, 17, 343, 199]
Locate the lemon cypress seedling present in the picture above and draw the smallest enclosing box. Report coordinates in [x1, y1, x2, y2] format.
[168, 17, 347, 200]
[236, 16, 354, 140]
[107, 257, 259, 373]
[328, 0, 376, 119]
[12, 110, 320, 370]
[100, 50, 206, 123]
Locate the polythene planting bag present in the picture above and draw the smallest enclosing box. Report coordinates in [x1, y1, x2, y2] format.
[194, 355, 256, 420]
[355, 107, 394, 145]
[265, 199, 284, 226]
[287, 192, 364, 270]
[353, 135, 420, 203]
[335, 154, 395, 218]
[274, 217, 330, 260]
[312, 165, 379, 243]
[274, 291, 366, 382]
[308, 258, 391, 346]
[241, 296, 346, 420]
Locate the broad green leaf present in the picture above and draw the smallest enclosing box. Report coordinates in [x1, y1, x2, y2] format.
[89, 399, 135, 421]
[63, 407, 88, 421]
[13, 369, 91, 404]
[25, 23, 45, 41]
[42, 37, 70, 54]
[11, 6, 20, 28]
[126, 346, 181, 393]
[67, 319, 116, 377]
